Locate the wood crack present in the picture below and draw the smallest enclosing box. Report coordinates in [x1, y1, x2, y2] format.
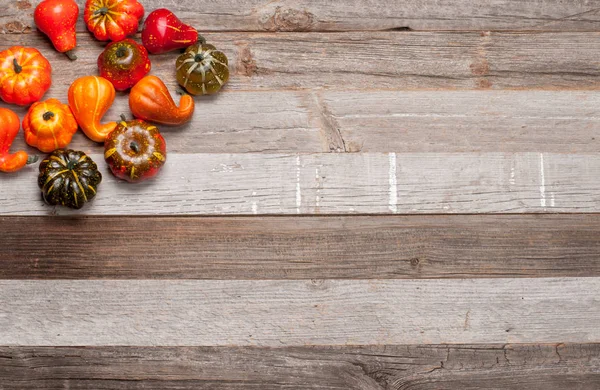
[307, 92, 347, 152]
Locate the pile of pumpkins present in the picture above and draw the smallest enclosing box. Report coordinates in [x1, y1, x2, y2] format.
[0, 0, 229, 209]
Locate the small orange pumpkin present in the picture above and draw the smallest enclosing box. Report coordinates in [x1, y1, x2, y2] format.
[23, 98, 78, 153]
[0, 46, 52, 106]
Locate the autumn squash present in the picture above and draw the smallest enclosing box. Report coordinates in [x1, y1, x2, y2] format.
[98, 39, 151, 91]
[176, 43, 229, 95]
[0, 108, 36, 173]
[129, 75, 194, 126]
[104, 118, 166, 183]
[84, 0, 144, 42]
[0, 46, 52, 106]
[38, 149, 102, 209]
[141, 8, 198, 54]
[34, 0, 79, 60]
[68, 76, 117, 142]
[23, 98, 78, 152]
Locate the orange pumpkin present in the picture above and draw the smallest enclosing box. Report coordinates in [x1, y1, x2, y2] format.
[129, 75, 194, 126]
[0, 46, 52, 106]
[0, 108, 34, 173]
[68, 76, 117, 142]
[23, 98, 78, 152]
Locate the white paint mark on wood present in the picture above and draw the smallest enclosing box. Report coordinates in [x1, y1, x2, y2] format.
[2, 153, 600, 216]
[540, 153, 547, 208]
[212, 163, 244, 173]
[510, 166, 516, 185]
[296, 155, 302, 214]
[315, 167, 321, 209]
[551, 193, 556, 207]
[251, 191, 258, 215]
[389, 152, 398, 213]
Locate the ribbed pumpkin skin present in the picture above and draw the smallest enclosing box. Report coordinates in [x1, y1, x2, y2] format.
[176, 43, 229, 95]
[38, 149, 102, 209]
[0, 46, 52, 106]
[23, 98, 78, 153]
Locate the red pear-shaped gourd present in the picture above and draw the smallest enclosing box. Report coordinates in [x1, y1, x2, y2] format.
[141, 9, 199, 54]
[34, 0, 79, 60]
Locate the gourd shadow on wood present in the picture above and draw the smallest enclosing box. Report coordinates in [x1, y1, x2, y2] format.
[105, 91, 132, 125]
[0, 166, 38, 182]
[156, 92, 225, 133]
[33, 28, 110, 62]
[109, 171, 165, 192]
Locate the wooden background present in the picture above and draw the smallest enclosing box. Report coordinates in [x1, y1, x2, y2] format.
[1, 0, 600, 388]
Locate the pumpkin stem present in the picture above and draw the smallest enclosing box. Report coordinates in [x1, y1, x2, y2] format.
[129, 141, 140, 153]
[13, 58, 22, 74]
[194, 53, 204, 62]
[94, 6, 109, 15]
[120, 114, 128, 122]
[43, 111, 55, 121]
[64, 50, 77, 61]
[116, 46, 128, 58]
[26, 155, 39, 165]
[197, 34, 206, 45]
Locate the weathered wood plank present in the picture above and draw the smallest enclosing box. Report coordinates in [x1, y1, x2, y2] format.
[2, 153, 600, 215]
[326, 90, 600, 153]
[3, 0, 600, 33]
[2, 215, 600, 279]
[7, 90, 600, 154]
[1, 278, 599, 345]
[1, 344, 599, 389]
[5, 90, 328, 154]
[1, 32, 598, 94]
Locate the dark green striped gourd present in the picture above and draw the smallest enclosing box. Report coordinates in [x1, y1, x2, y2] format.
[38, 149, 102, 209]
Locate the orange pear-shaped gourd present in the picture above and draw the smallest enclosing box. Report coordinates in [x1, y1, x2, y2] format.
[68, 76, 117, 142]
[129, 75, 194, 126]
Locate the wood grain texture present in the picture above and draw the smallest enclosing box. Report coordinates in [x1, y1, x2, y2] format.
[1, 344, 599, 389]
[6, 90, 600, 154]
[3, 32, 598, 156]
[3, 0, 600, 33]
[6, 90, 326, 154]
[1, 278, 599, 346]
[2, 215, 600, 279]
[326, 90, 600, 153]
[1, 31, 599, 96]
[2, 153, 600, 215]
